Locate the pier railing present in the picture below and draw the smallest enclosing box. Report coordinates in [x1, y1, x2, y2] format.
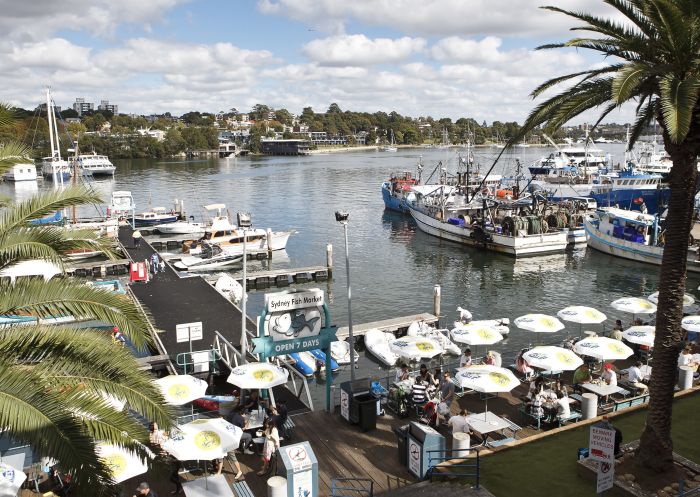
[331, 477, 374, 497]
[426, 448, 481, 488]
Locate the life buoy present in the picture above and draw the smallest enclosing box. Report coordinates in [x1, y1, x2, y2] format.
[496, 189, 513, 198]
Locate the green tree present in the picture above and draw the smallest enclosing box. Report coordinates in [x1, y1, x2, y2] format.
[275, 108, 293, 126]
[512, 0, 700, 472]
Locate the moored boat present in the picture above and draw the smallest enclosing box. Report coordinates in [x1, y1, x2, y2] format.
[330, 339, 359, 365]
[2, 163, 37, 182]
[381, 170, 420, 213]
[68, 152, 116, 176]
[213, 273, 243, 303]
[173, 244, 243, 272]
[364, 328, 399, 366]
[133, 207, 179, 227]
[155, 219, 205, 234]
[406, 320, 461, 355]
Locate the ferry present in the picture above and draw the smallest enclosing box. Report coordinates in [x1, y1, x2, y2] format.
[584, 207, 700, 272]
[68, 152, 116, 176]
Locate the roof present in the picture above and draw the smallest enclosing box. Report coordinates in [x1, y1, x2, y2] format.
[601, 207, 656, 225]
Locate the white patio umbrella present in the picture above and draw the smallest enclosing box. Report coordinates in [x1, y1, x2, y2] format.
[163, 418, 242, 461]
[557, 306, 607, 325]
[522, 346, 583, 372]
[647, 291, 695, 310]
[573, 336, 634, 361]
[0, 462, 26, 496]
[227, 362, 289, 389]
[514, 314, 565, 333]
[96, 443, 149, 484]
[454, 365, 520, 419]
[681, 315, 700, 333]
[389, 335, 443, 360]
[610, 297, 657, 317]
[155, 374, 208, 406]
[450, 323, 504, 346]
[622, 326, 655, 348]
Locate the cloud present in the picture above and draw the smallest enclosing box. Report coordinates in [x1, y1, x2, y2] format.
[303, 34, 425, 66]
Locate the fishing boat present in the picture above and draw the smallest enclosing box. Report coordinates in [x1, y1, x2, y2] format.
[41, 89, 71, 182]
[364, 328, 399, 366]
[408, 184, 569, 257]
[2, 163, 37, 182]
[154, 218, 205, 234]
[584, 207, 700, 272]
[68, 152, 116, 176]
[330, 339, 359, 365]
[173, 244, 243, 272]
[183, 204, 291, 256]
[381, 170, 420, 213]
[133, 207, 179, 227]
[213, 273, 243, 303]
[406, 320, 461, 355]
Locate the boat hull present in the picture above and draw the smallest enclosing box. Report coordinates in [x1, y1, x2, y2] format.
[155, 222, 205, 234]
[590, 188, 669, 215]
[381, 183, 411, 214]
[409, 205, 568, 257]
[584, 217, 700, 272]
[134, 215, 178, 227]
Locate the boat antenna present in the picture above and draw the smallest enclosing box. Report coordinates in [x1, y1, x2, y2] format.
[467, 143, 511, 204]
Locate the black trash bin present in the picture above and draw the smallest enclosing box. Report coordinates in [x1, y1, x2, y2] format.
[355, 394, 378, 431]
[394, 424, 410, 466]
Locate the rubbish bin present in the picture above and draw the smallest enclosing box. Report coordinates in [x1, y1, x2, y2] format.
[394, 425, 409, 466]
[355, 394, 378, 431]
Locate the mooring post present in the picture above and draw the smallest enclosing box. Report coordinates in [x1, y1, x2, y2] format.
[266, 228, 273, 259]
[326, 243, 333, 277]
[433, 284, 441, 326]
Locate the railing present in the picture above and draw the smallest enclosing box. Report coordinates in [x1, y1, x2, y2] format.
[274, 356, 315, 411]
[175, 349, 218, 375]
[680, 482, 700, 496]
[213, 330, 244, 369]
[426, 449, 480, 488]
[331, 477, 374, 497]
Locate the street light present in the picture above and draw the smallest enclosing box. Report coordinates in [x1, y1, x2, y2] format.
[335, 210, 356, 380]
[238, 211, 252, 364]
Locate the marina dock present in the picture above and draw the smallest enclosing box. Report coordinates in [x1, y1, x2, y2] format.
[337, 313, 439, 340]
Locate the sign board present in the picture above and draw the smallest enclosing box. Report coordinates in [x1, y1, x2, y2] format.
[265, 289, 324, 313]
[596, 461, 615, 493]
[340, 389, 350, 421]
[285, 445, 312, 472]
[292, 470, 314, 497]
[266, 307, 323, 342]
[252, 326, 337, 357]
[176, 322, 203, 343]
[408, 439, 421, 477]
[589, 425, 615, 463]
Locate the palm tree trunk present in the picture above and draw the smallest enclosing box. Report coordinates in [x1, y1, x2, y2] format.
[636, 123, 700, 471]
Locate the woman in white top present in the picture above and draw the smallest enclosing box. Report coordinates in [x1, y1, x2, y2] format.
[258, 418, 280, 476]
[678, 347, 699, 372]
[555, 391, 570, 418]
[459, 349, 472, 368]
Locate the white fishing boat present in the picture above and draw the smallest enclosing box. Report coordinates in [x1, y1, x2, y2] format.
[2, 163, 37, 182]
[406, 321, 461, 355]
[408, 184, 569, 257]
[155, 219, 205, 234]
[41, 88, 71, 183]
[584, 207, 700, 272]
[68, 152, 116, 176]
[364, 328, 399, 366]
[331, 339, 359, 365]
[213, 273, 243, 303]
[183, 204, 291, 256]
[173, 244, 243, 272]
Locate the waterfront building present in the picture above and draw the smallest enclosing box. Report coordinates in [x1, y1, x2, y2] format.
[261, 139, 310, 155]
[72, 97, 94, 116]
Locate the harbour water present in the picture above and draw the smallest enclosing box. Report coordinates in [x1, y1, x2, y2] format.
[5, 145, 694, 407]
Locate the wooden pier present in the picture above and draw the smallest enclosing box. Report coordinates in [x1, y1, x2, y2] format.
[229, 265, 330, 290]
[65, 258, 131, 278]
[336, 313, 439, 340]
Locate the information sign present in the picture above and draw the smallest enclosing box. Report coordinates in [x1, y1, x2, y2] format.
[176, 322, 203, 343]
[596, 461, 615, 493]
[408, 439, 421, 477]
[589, 425, 615, 463]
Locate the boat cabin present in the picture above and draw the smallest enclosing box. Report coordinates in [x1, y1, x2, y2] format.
[596, 207, 656, 245]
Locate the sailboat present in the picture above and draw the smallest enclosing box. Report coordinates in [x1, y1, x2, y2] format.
[381, 130, 397, 152]
[41, 88, 72, 183]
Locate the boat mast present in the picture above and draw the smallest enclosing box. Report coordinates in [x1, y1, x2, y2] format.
[45, 87, 57, 183]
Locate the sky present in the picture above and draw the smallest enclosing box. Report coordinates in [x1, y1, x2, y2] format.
[0, 0, 634, 124]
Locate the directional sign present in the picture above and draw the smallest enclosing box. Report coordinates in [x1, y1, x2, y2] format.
[252, 326, 338, 358]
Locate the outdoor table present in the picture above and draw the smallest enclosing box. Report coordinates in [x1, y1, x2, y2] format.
[581, 382, 625, 398]
[245, 410, 266, 430]
[465, 411, 511, 444]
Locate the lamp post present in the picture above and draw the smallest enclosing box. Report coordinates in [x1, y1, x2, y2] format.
[238, 211, 252, 364]
[335, 210, 356, 380]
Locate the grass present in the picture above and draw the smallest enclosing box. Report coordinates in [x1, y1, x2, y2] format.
[478, 393, 700, 497]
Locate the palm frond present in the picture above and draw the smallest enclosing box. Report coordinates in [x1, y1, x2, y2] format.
[0, 103, 16, 128]
[0, 279, 153, 349]
[612, 63, 651, 102]
[0, 141, 32, 176]
[628, 98, 659, 149]
[603, 0, 656, 38]
[541, 6, 650, 46]
[0, 186, 103, 234]
[647, 0, 691, 57]
[531, 64, 623, 98]
[659, 74, 700, 143]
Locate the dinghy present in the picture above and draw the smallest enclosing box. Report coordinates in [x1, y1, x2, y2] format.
[364, 328, 399, 367]
[407, 321, 461, 355]
[214, 273, 243, 303]
[308, 349, 340, 372]
[331, 339, 359, 365]
[454, 307, 510, 336]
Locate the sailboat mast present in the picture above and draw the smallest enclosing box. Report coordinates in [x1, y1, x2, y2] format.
[46, 88, 56, 163]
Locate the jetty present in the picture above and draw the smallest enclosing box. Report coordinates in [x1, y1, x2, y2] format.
[337, 313, 439, 340]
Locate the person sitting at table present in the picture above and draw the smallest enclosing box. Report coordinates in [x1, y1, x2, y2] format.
[226, 406, 255, 454]
[555, 391, 570, 420]
[242, 390, 260, 412]
[515, 350, 535, 380]
[417, 364, 433, 385]
[395, 363, 410, 383]
[447, 408, 472, 435]
[526, 376, 544, 401]
[678, 346, 699, 372]
[459, 348, 473, 368]
[609, 325, 623, 341]
[627, 361, 649, 393]
[484, 351, 496, 365]
[572, 363, 592, 393]
[553, 380, 568, 398]
[411, 377, 428, 407]
[602, 363, 617, 386]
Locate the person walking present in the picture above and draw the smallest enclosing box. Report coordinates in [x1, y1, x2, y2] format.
[151, 253, 160, 275]
[132, 229, 142, 248]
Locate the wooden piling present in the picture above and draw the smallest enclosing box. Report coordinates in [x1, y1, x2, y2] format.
[266, 228, 273, 258]
[433, 284, 441, 326]
[326, 243, 333, 277]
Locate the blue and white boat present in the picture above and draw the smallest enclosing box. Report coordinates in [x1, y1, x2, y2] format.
[584, 207, 700, 272]
[308, 349, 340, 372]
[133, 207, 178, 227]
[381, 171, 420, 213]
[288, 350, 340, 377]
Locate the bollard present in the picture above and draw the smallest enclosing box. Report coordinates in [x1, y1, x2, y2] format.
[433, 285, 441, 326]
[326, 243, 333, 277]
[266, 228, 273, 258]
[452, 431, 470, 456]
[267, 476, 286, 497]
[678, 366, 694, 390]
[581, 393, 598, 420]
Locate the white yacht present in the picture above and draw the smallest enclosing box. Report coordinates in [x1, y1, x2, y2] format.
[173, 244, 244, 272]
[2, 163, 37, 182]
[68, 152, 116, 176]
[41, 88, 71, 182]
[183, 204, 292, 256]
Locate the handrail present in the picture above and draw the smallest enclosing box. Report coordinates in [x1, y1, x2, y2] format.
[213, 330, 242, 369]
[331, 477, 374, 497]
[426, 449, 480, 488]
[274, 356, 314, 411]
[175, 349, 218, 374]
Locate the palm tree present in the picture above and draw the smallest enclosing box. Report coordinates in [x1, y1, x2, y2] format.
[0, 104, 175, 494]
[512, 0, 700, 471]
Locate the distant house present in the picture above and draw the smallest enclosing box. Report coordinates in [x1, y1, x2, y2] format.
[136, 128, 166, 142]
[261, 139, 310, 156]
